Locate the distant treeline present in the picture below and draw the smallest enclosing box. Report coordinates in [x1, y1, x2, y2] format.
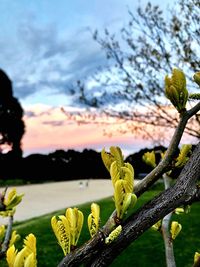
[0, 145, 191, 184]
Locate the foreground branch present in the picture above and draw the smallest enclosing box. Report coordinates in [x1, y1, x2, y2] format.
[58, 141, 200, 266]
[88, 141, 200, 266]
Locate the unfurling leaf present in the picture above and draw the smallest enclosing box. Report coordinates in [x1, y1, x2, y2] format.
[175, 144, 192, 168]
[165, 68, 188, 112]
[9, 230, 20, 247]
[6, 233, 37, 267]
[151, 220, 162, 232]
[51, 207, 84, 255]
[101, 146, 124, 173]
[101, 148, 115, 172]
[66, 208, 84, 246]
[142, 151, 156, 168]
[3, 188, 24, 211]
[0, 224, 5, 243]
[88, 203, 100, 238]
[51, 215, 71, 255]
[114, 180, 137, 219]
[170, 221, 182, 240]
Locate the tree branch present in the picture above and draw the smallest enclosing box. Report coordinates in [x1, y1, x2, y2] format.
[58, 140, 200, 266]
[88, 141, 200, 266]
[135, 101, 200, 197]
[0, 216, 13, 258]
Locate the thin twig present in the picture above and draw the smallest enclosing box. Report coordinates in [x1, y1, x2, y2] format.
[0, 215, 13, 258]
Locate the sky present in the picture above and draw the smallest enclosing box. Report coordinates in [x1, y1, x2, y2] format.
[0, 0, 177, 157]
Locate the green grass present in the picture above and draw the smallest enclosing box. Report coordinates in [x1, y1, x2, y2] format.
[1, 189, 199, 267]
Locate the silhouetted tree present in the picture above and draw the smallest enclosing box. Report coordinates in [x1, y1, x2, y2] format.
[0, 69, 25, 157]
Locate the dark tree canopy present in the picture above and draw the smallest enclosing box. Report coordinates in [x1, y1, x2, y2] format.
[0, 69, 25, 157]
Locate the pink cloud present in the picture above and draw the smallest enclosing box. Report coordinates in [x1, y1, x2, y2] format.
[21, 104, 149, 156]
[21, 104, 197, 157]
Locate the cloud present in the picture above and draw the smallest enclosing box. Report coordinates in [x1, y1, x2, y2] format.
[42, 120, 64, 127]
[0, 18, 108, 104]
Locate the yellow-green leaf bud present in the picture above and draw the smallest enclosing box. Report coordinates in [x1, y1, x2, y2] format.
[9, 230, 20, 247]
[6, 245, 17, 267]
[114, 180, 126, 219]
[170, 221, 182, 240]
[151, 220, 162, 232]
[105, 225, 122, 244]
[101, 148, 115, 172]
[0, 224, 5, 243]
[194, 252, 200, 264]
[121, 166, 134, 193]
[174, 207, 184, 215]
[4, 188, 24, 211]
[51, 216, 71, 255]
[175, 144, 192, 168]
[66, 207, 84, 246]
[88, 203, 100, 238]
[142, 151, 156, 168]
[193, 71, 200, 87]
[165, 68, 188, 112]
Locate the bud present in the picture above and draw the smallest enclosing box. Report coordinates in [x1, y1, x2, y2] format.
[174, 207, 184, 215]
[151, 220, 162, 232]
[88, 203, 100, 238]
[194, 252, 200, 264]
[165, 68, 188, 112]
[175, 144, 192, 168]
[193, 71, 200, 87]
[170, 221, 182, 240]
[142, 151, 156, 168]
[105, 225, 122, 244]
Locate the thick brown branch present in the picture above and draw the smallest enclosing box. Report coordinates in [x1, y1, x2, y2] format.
[58, 141, 200, 266]
[88, 141, 200, 266]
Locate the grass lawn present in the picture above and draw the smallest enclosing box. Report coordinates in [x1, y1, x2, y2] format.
[1, 188, 199, 267]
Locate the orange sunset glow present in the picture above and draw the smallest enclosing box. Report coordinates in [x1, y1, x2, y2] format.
[21, 104, 153, 156]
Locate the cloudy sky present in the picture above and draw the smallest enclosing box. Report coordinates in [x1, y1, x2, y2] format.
[0, 0, 175, 156]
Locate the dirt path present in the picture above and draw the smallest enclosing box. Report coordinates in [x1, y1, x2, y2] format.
[0, 179, 113, 224]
